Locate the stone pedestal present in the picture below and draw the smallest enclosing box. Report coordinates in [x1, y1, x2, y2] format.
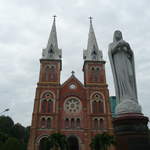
[113, 114, 150, 150]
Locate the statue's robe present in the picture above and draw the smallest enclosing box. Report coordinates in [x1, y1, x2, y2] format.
[108, 38, 138, 103]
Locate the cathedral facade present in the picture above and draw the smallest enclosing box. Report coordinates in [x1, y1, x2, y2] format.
[27, 18, 113, 150]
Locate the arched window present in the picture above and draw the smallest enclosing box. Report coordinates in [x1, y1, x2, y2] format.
[41, 118, 46, 128]
[93, 73, 98, 82]
[90, 66, 100, 82]
[99, 119, 104, 129]
[49, 65, 55, 80]
[96, 67, 100, 71]
[47, 100, 53, 113]
[45, 65, 56, 81]
[47, 118, 51, 129]
[65, 118, 69, 128]
[41, 100, 47, 113]
[45, 66, 50, 81]
[91, 46, 97, 60]
[48, 44, 55, 56]
[39, 137, 49, 150]
[71, 118, 75, 128]
[94, 119, 98, 129]
[91, 93, 104, 114]
[76, 118, 80, 128]
[40, 91, 55, 113]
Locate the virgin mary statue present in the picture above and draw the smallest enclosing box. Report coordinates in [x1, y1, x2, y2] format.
[108, 30, 141, 115]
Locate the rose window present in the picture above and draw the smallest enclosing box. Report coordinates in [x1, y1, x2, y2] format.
[64, 98, 81, 113]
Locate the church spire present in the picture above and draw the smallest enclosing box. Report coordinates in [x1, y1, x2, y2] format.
[42, 16, 62, 60]
[83, 17, 103, 61]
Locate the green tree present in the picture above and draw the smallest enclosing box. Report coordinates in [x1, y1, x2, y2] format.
[11, 123, 30, 150]
[0, 129, 9, 150]
[0, 132, 8, 143]
[0, 116, 14, 135]
[0, 116, 31, 150]
[24, 126, 30, 150]
[12, 123, 26, 140]
[24, 126, 30, 143]
[0, 140, 4, 150]
[90, 132, 116, 150]
[48, 133, 68, 150]
[2, 137, 22, 150]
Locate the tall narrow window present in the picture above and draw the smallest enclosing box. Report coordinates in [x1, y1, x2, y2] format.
[49, 65, 55, 80]
[93, 72, 98, 82]
[76, 118, 80, 128]
[91, 46, 97, 60]
[41, 100, 47, 113]
[99, 119, 104, 129]
[48, 44, 55, 57]
[71, 118, 75, 128]
[45, 65, 56, 81]
[47, 100, 53, 113]
[45, 66, 50, 81]
[98, 101, 104, 113]
[47, 118, 51, 129]
[91, 93, 104, 114]
[65, 118, 69, 128]
[41, 118, 46, 128]
[94, 119, 98, 129]
[92, 101, 97, 113]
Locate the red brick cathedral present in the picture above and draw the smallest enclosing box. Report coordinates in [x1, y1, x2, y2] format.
[28, 17, 114, 150]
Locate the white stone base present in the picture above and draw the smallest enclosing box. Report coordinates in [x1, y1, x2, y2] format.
[115, 99, 142, 115]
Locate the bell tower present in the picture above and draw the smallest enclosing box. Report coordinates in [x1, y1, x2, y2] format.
[82, 18, 113, 145]
[27, 16, 62, 150]
[39, 16, 62, 85]
[83, 17, 106, 86]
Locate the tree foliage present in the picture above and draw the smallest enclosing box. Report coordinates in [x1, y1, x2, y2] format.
[0, 116, 14, 135]
[48, 133, 68, 150]
[12, 123, 26, 140]
[2, 137, 22, 150]
[0, 132, 8, 143]
[90, 132, 116, 150]
[0, 116, 30, 150]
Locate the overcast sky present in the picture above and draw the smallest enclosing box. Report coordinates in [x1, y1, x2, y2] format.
[0, 0, 150, 126]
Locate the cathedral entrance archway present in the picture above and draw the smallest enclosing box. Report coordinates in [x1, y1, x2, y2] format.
[68, 135, 79, 150]
[39, 137, 50, 150]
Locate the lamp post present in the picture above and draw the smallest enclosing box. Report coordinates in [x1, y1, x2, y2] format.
[0, 108, 10, 115]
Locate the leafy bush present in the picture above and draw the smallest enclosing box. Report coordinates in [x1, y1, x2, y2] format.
[0, 116, 30, 150]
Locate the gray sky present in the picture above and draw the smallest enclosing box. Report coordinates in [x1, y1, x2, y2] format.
[0, 0, 150, 126]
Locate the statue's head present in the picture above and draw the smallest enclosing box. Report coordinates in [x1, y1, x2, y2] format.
[113, 30, 123, 42]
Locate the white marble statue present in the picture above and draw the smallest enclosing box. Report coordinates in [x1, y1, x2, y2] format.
[108, 30, 141, 115]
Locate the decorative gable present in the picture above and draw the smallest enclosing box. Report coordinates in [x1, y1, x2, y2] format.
[60, 74, 85, 100]
[61, 74, 84, 90]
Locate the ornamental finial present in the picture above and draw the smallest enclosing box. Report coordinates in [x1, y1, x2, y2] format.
[53, 15, 57, 22]
[71, 70, 75, 76]
[88, 16, 93, 24]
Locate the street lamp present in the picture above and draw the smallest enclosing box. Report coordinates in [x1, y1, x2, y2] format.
[0, 108, 10, 115]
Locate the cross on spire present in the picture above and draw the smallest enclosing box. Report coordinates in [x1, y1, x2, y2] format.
[53, 15, 57, 22]
[83, 16, 103, 61]
[89, 16, 93, 24]
[71, 71, 75, 76]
